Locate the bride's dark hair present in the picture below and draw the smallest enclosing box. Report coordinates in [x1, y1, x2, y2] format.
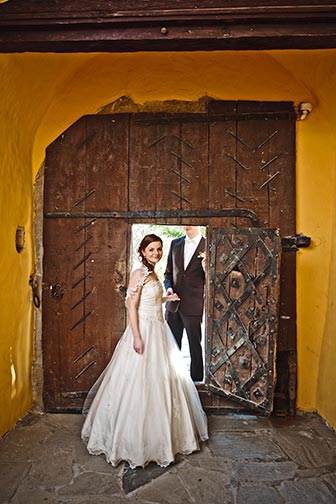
[138, 234, 163, 271]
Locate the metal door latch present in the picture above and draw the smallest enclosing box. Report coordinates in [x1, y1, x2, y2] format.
[281, 233, 311, 252]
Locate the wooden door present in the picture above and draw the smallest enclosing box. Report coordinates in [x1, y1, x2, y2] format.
[207, 227, 281, 414]
[43, 116, 130, 411]
[42, 101, 296, 414]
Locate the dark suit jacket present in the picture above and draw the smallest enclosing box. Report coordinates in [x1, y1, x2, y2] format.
[164, 235, 205, 316]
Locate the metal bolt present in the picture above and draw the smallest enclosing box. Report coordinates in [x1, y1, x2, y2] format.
[161, 27, 168, 35]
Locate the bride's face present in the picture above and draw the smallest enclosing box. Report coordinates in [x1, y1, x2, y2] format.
[142, 241, 163, 266]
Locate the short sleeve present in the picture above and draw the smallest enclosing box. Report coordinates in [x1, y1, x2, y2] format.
[125, 265, 150, 302]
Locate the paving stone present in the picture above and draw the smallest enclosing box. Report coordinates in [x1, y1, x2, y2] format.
[135, 470, 192, 503]
[322, 472, 336, 494]
[56, 470, 121, 497]
[73, 441, 119, 474]
[1, 411, 336, 503]
[122, 460, 178, 494]
[278, 477, 336, 503]
[269, 414, 312, 430]
[183, 442, 234, 473]
[41, 425, 82, 453]
[295, 467, 332, 480]
[6, 419, 54, 446]
[8, 486, 59, 504]
[178, 461, 233, 504]
[27, 446, 74, 488]
[209, 433, 284, 461]
[0, 434, 48, 464]
[59, 496, 141, 504]
[209, 414, 272, 433]
[0, 420, 54, 463]
[45, 414, 83, 436]
[237, 461, 297, 482]
[273, 428, 334, 467]
[0, 461, 31, 503]
[237, 484, 284, 504]
[307, 415, 336, 454]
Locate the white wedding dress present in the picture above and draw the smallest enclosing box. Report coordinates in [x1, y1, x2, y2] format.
[81, 272, 208, 469]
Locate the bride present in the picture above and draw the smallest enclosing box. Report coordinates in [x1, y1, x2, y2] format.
[81, 234, 208, 469]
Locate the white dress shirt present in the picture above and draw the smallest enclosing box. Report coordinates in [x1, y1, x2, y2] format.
[184, 233, 203, 270]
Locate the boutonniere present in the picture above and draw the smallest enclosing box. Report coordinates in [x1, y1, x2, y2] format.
[197, 251, 206, 259]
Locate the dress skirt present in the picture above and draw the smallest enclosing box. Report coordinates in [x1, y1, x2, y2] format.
[81, 280, 208, 469]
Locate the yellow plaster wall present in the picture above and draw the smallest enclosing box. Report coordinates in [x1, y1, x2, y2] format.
[1, 49, 336, 435]
[0, 59, 35, 434]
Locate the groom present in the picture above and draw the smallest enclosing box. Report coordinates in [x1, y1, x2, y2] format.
[164, 226, 206, 382]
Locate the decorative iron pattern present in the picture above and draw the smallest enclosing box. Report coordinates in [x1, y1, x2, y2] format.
[149, 131, 195, 206]
[207, 228, 281, 414]
[71, 190, 95, 381]
[141, 114, 287, 211]
[44, 208, 261, 227]
[225, 127, 281, 205]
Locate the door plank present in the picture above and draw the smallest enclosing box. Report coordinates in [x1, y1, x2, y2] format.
[86, 115, 129, 212]
[44, 117, 86, 213]
[155, 122, 181, 212]
[180, 121, 209, 211]
[129, 116, 157, 211]
[42, 218, 86, 410]
[61, 218, 128, 410]
[208, 101, 237, 214]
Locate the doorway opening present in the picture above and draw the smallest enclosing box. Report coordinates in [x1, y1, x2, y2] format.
[130, 223, 207, 382]
[41, 102, 296, 415]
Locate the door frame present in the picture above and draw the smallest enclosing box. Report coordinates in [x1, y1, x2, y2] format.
[1, 1, 336, 52]
[38, 102, 298, 415]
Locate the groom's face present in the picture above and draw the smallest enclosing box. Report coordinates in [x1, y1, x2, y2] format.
[183, 226, 199, 239]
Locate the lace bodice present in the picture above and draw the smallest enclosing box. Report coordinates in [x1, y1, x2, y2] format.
[138, 280, 164, 322]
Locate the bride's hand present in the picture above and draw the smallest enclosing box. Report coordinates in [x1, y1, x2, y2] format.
[133, 337, 144, 355]
[166, 293, 180, 302]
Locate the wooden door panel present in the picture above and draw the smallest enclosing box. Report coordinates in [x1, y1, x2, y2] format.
[180, 122, 209, 210]
[208, 109, 239, 230]
[207, 228, 281, 414]
[209, 120, 236, 211]
[129, 117, 157, 211]
[85, 115, 129, 212]
[44, 118, 86, 214]
[155, 122, 181, 211]
[61, 218, 128, 409]
[43, 218, 86, 410]
[268, 117, 296, 231]
[82, 218, 128, 370]
[43, 217, 128, 411]
[235, 117, 270, 227]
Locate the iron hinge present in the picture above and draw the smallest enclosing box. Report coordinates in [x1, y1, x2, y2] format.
[281, 233, 311, 252]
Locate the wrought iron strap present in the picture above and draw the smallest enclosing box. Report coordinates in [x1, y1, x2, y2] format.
[44, 208, 261, 227]
[207, 227, 280, 414]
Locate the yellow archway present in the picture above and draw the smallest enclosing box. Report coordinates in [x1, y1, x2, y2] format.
[1, 49, 336, 436]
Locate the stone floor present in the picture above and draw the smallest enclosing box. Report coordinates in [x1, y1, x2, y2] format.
[0, 411, 336, 504]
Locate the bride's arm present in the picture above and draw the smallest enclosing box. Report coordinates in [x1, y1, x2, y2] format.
[125, 270, 144, 354]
